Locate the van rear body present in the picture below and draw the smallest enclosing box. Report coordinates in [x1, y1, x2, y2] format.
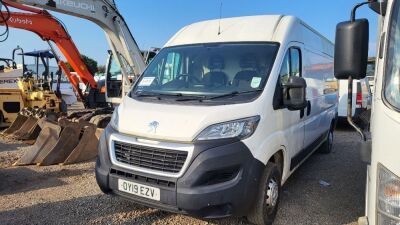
[96, 15, 338, 223]
[338, 79, 372, 118]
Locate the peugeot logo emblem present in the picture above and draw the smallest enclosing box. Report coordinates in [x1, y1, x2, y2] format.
[148, 121, 159, 133]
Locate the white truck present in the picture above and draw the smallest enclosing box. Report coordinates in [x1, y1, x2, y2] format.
[334, 1, 400, 224]
[96, 15, 338, 225]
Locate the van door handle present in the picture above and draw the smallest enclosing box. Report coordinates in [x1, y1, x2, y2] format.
[307, 101, 311, 116]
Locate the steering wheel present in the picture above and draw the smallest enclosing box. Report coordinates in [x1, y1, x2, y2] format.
[177, 74, 201, 83]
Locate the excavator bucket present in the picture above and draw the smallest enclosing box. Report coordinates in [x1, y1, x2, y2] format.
[2, 114, 29, 135]
[9, 116, 41, 140]
[37, 122, 82, 166]
[62, 125, 103, 165]
[13, 119, 62, 166]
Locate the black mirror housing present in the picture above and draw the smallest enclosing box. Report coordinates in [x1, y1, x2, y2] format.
[334, 19, 369, 80]
[369, 1, 387, 16]
[283, 76, 307, 111]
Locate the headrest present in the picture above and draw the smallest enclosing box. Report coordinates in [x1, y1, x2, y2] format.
[240, 54, 258, 69]
[208, 55, 225, 70]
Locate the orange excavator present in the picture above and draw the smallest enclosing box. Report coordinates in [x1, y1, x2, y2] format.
[0, 0, 158, 166]
[0, 1, 105, 108]
[0, 2, 113, 166]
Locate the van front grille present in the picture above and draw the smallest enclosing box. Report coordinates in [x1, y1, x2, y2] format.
[110, 169, 176, 188]
[113, 141, 188, 174]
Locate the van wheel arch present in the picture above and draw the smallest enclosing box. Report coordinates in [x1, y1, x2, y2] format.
[268, 150, 284, 176]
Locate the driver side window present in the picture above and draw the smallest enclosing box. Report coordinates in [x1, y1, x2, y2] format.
[279, 47, 302, 84]
[274, 47, 302, 109]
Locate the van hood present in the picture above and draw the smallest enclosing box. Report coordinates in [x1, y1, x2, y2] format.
[116, 97, 259, 143]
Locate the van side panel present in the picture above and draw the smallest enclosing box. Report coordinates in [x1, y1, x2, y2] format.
[302, 48, 336, 149]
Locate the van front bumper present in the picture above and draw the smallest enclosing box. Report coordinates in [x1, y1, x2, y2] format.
[95, 126, 265, 218]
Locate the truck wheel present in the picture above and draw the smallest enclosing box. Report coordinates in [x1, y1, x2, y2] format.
[319, 127, 334, 154]
[356, 109, 371, 131]
[247, 163, 281, 225]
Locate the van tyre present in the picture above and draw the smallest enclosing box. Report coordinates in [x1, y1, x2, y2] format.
[319, 127, 334, 154]
[247, 162, 281, 225]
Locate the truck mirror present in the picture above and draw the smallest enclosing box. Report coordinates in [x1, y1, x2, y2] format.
[334, 19, 369, 80]
[283, 76, 307, 111]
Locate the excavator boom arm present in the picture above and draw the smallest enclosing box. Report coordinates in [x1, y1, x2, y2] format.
[0, 6, 97, 90]
[6, 0, 147, 101]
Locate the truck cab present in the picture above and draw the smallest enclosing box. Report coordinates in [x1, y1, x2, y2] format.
[334, 1, 400, 224]
[366, 1, 400, 224]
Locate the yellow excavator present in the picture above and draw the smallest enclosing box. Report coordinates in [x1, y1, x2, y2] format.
[0, 48, 64, 129]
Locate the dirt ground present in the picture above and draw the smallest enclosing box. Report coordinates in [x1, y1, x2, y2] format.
[0, 124, 366, 225]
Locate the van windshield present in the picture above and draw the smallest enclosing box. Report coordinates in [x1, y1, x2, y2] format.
[131, 43, 279, 103]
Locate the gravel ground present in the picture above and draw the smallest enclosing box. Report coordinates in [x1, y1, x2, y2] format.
[0, 124, 366, 225]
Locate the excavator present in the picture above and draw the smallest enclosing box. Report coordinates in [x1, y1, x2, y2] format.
[0, 2, 105, 108]
[0, 0, 148, 166]
[0, 3, 111, 155]
[2, 0, 147, 102]
[0, 48, 65, 134]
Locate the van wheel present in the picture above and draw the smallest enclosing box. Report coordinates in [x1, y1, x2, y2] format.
[319, 127, 334, 154]
[247, 163, 281, 225]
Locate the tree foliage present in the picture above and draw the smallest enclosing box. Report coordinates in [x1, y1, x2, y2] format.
[65, 54, 98, 75]
[97, 65, 106, 74]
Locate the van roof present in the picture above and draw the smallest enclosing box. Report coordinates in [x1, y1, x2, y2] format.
[165, 15, 333, 55]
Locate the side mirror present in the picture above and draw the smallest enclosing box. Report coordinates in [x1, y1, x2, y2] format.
[283, 76, 307, 111]
[334, 19, 369, 80]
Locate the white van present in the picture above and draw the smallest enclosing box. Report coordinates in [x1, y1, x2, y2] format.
[96, 15, 338, 225]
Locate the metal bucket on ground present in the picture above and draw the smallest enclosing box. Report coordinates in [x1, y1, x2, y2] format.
[13, 119, 62, 166]
[62, 126, 103, 165]
[2, 114, 29, 135]
[36, 121, 82, 166]
[9, 116, 40, 140]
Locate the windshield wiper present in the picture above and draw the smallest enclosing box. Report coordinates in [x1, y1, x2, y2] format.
[204, 89, 263, 100]
[135, 91, 183, 99]
[175, 95, 207, 102]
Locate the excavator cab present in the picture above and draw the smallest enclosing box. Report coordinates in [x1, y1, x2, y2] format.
[104, 49, 159, 101]
[105, 51, 123, 99]
[19, 50, 55, 91]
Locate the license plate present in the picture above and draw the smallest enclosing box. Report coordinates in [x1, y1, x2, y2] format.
[118, 179, 160, 201]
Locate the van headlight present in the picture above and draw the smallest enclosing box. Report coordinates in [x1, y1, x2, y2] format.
[377, 164, 400, 224]
[195, 116, 260, 141]
[110, 107, 119, 131]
